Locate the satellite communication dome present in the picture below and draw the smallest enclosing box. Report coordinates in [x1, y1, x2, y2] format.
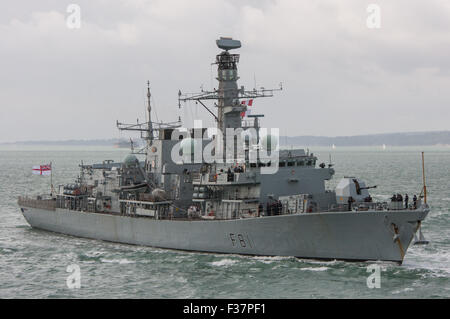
[216, 37, 241, 51]
[123, 154, 138, 167]
[261, 134, 278, 151]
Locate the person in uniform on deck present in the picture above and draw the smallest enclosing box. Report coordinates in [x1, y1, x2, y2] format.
[413, 195, 418, 209]
[404, 194, 409, 209]
[348, 196, 354, 211]
[227, 167, 234, 182]
[277, 200, 282, 215]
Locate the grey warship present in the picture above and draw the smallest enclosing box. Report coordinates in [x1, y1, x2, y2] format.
[18, 37, 430, 264]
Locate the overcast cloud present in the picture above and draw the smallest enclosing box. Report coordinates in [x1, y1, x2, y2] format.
[1, 0, 449, 143]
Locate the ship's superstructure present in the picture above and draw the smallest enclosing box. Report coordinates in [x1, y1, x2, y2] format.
[18, 37, 430, 264]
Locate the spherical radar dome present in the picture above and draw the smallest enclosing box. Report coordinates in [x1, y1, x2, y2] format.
[123, 154, 138, 167]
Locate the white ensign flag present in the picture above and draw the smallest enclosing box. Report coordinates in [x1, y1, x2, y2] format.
[32, 164, 52, 176]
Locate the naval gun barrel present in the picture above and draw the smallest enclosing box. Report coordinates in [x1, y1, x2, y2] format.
[360, 185, 377, 190]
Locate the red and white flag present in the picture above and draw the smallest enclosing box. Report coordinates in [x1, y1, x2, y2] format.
[240, 99, 254, 118]
[32, 164, 52, 176]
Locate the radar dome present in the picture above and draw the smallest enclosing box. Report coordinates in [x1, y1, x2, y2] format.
[261, 134, 278, 151]
[123, 154, 138, 167]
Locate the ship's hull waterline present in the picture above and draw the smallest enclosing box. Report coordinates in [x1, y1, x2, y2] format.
[20, 207, 429, 264]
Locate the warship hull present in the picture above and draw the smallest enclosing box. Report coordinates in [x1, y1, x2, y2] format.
[20, 207, 428, 263]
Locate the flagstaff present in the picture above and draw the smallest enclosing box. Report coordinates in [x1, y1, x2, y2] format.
[50, 161, 53, 195]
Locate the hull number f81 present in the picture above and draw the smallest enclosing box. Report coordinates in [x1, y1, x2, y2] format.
[229, 233, 253, 248]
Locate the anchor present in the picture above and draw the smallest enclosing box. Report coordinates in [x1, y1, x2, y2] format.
[413, 222, 429, 245]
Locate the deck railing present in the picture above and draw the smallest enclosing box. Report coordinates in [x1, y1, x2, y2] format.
[18, 196, 56, 211]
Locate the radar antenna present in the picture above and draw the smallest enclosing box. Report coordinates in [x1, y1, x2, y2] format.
[178, 37, 282, 133]
[146, 81, 153, 143]
[117, 81, 181, 155]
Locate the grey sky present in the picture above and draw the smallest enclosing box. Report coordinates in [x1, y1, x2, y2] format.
[1, 0, 449, 143]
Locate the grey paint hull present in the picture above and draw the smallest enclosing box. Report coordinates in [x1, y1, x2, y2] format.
[20, 207, 428, 263]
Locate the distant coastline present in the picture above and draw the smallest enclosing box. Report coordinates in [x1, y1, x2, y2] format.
[2, 131, 450, 147]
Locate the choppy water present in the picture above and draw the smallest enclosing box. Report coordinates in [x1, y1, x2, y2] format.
[0, 145, 449, 298]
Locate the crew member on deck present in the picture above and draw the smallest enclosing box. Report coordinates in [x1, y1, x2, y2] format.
[258, 203, 263, 216]
[348, 196, 354, 211]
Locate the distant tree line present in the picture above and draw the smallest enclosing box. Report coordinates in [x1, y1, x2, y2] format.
[280, 131, 450, 146]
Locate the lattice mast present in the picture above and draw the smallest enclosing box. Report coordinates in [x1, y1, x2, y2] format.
[117, 81, 181, 155]
[178, 37, 282, 160]
[146, 80, 154, 144]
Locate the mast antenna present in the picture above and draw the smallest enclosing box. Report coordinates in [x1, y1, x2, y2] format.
[116, 81, 181, 155]
[147, 81, 153, 143]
